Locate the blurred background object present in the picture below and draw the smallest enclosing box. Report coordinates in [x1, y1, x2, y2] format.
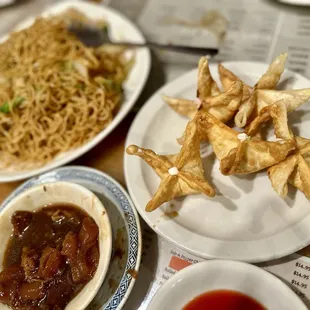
[162, 10, 228, 43]
[278, 0, 310, 5]
[0, 0, 15, 8]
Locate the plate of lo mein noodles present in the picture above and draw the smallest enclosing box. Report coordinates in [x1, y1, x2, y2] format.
[0, 0, 151, 182]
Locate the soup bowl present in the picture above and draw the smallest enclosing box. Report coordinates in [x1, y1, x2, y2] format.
[148, 260, 307, 310]
[0, 181, 112, 310]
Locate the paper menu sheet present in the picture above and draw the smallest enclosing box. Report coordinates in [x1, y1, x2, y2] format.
[262, 254, 310, 307]
[110, 0, 310, 78]
[125, 224, 310, 310]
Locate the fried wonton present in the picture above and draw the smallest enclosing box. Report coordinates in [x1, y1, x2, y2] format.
[245, 87, 310, 138]
[197, 56, 220, 98]
[126, 119, 215, 212]
[195, 110, 296, 175]
[218, 63, 252, 100]
[164, 80, 243, 123]
[246, 100, 293, 140]
[163, 57, 243, 124]
[253, 88, 310, 116]
[163, 96, 198, 119]
[245, 89, 310, 138]
[268, 136, 310, 199]
[234, 53, 288, 128]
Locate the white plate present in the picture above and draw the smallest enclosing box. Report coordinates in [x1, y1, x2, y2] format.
[147, 260, 307, 310]
[125, 61, 310, 263]
[278, 0, 310, 5]
[0, 0, 150, 183]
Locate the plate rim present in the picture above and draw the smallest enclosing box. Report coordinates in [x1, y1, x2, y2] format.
[124, 60, 310, 263]
[0, 0, 151, 183]
[278, 0, 310, 5]
[1, 165, 142, 310]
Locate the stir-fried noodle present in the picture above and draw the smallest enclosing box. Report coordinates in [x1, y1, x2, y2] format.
[0, 13, 131, 170]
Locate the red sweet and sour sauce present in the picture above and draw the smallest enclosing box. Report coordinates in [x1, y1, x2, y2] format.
[183, 289, 266, 310]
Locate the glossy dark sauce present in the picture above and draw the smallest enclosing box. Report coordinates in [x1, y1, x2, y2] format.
[0, 204, 100, 310]
[183, 289, 266, 310]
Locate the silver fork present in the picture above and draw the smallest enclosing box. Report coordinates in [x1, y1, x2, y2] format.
[69, 24, 219, 57]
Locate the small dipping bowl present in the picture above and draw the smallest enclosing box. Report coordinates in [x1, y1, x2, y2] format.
[0, 181, 112, 310]
[148, 260, 307, 310]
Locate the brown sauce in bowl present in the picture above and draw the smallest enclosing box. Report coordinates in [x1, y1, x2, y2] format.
[0, 204, 100, 310]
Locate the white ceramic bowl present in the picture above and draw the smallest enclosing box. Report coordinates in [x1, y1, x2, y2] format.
[148, 260, 307, 310]
[0, 181, 112, 310]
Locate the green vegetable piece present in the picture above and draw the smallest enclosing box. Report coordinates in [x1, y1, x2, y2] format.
[0, 97, 25, 113]
[102, 78, 122, 92]
[63, 61, 73, 72]
[94, 76, 122, 93]
[112, 82, 122, 93]
[76, 83, 86, 90]
[102, 24, 109, 34]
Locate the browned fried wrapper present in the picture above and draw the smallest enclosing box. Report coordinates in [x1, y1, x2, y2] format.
[218, 63, 252, 101]
[198, 56, 220, 98]
[164, 80, 243, 124]
[195, 111, 296, 175]
[126, 119, 215, 212]
[268, 136, 310, 199]
[235, 53, 288, 128]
